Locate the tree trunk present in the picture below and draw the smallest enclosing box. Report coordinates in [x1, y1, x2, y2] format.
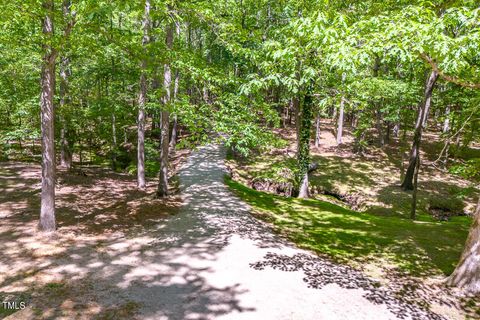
[336, 97, 345, 145]
[376, 109, 385, 147]
[393, 122, 400, 138]
[401, 70, 438, 190]
[422, 96, 431, 128]
[59, 56, 71, 169]
[157, 111, 170, 197]
[157, 18, 173, 198]
[111, 112, 117, 169]
[137, 0, 150, 190]
[59, 119, 71, 169]
[39, 0, 57, 232]
[385, 121, 391, 144]
[169, 114, 178, 153]
[314, 116, 321, 148]
[79, 136, 83, 165]
[446, 197, 480, 294]
[410, 155, 420, 219]
[293, 60, 302, 150]
[59, 1, 73, 169]
[169, 68, 180, 154]
[169, 21, 181, 154]
[137, 71, 147, 188]
[297, 87, 313, 199]
[332, 105, 337, 123]
[293, 96, 300, 151]
[443, 105, 450, 134]
[350, 111, 356, 127]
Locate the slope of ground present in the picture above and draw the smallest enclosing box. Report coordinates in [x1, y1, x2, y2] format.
[226, 178, 471, 277]
[227, 121, 479, 218]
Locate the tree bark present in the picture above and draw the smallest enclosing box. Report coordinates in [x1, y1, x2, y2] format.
[376, 109, 385, 147]
[39, 0, 57, 232]
[422, 92, 431, 128]
[401, 70, 438, 190]
[443, 105, 450, 133]
[169, 21, 181, 154]
[410, 155, 420, 219]
[137, 0, 150, 190]
[446, 197, 480, 294]
[169, 68, 180, 154]
[137, 68, 147, 189]
[393, 122, 400, 138]
[336, 97, 345, 145]
[297, 87, 313, 199]
[293, 60, 302, 150]
[385, 121, 391, 144]
[59, 56, 72, 169]
[314, 116, 321, 148]
[59, 0, 74, 170]
[293, 96, 301, 151]
[157, 18, 173, 198]
[111, 112, 117, 169]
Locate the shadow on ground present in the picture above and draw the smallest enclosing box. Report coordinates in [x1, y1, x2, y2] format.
[0, 160, 259, 319]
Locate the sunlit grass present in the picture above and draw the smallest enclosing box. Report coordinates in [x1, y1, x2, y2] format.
[226, 177, 471, 276]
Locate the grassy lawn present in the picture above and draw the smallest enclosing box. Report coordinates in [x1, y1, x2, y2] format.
[226, 177, 472, 277]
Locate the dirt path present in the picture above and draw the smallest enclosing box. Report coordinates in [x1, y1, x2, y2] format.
[3, 145, 445, 319]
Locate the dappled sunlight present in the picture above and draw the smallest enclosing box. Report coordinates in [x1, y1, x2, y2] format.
[1, 143, 477, 319]
[228, 177, 477, 318]
[228, 125, 479, 219]
[1, 146, 283, 319]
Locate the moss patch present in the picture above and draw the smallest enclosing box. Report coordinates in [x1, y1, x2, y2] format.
[227, 177, 471, 276]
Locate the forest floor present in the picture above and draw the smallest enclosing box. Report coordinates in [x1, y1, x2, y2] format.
[0, 151, 186, 319]
[1, 144, 472, 319]
[227, 120, 479, 217]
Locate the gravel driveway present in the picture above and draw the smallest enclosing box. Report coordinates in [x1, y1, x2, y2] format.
[122, 144, 442, 320]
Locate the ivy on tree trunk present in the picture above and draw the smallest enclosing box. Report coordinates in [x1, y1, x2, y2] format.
[297, 87, 313, 199]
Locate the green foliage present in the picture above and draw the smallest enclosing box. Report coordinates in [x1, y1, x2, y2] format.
[449, 158, 480, 181]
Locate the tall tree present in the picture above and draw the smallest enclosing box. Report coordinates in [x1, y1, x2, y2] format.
[336, 96, 345, 145]
[59, 0, 75, 169]
[169, 21, 181, 154]
[336, 73, 346, 145]
[137, 0, 150, 190]
[401, 70, 438, 190]
[157, 16, 173, 198]
[297, 86, 313, 198]
[39, 0, 57, 232]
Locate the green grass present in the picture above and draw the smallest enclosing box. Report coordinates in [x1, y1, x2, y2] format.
[226, 177, 472, 276]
